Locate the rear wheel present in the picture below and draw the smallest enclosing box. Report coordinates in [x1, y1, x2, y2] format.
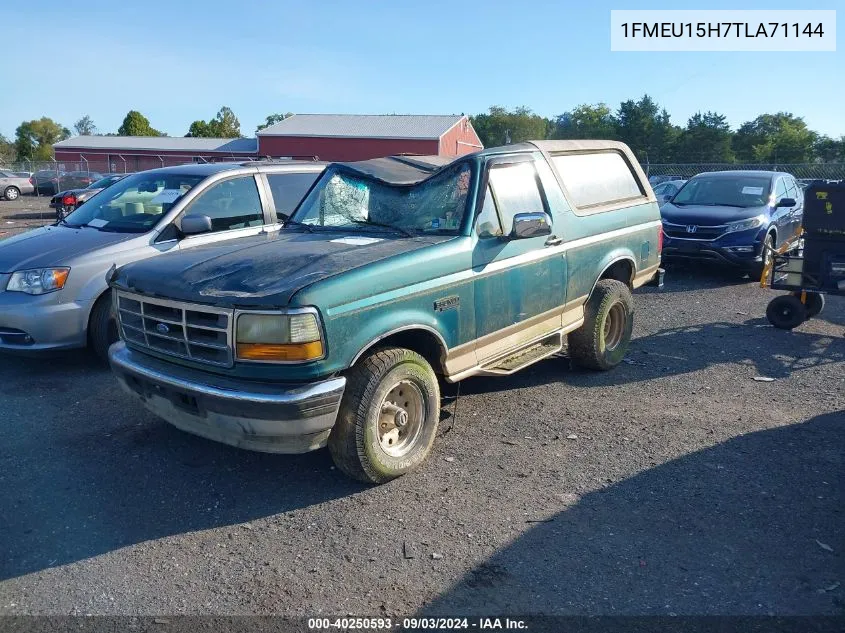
[88, 292, 119, 362]
[568, 279, 634, 370]
[328, 347, 440, 484]
[766, 294, 806, 330]
[803, 292, 825, 319]
[3, 186, 20, 201]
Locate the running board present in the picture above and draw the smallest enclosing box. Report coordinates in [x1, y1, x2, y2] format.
[475, 333, 564, 376]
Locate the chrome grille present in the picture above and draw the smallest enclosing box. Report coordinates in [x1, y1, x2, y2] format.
[116, 291, 234, 367]
[662, 222, 727, 241]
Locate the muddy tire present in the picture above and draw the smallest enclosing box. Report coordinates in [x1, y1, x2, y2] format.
[766, 294, 806, 330]
[568, 279, 634, 371]
[329, 347, 440, 484]
[89, 291, 119, 362]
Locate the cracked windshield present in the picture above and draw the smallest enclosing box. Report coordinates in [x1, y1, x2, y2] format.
[291, 163, 472, 234]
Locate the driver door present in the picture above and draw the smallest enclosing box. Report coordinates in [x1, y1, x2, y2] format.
[472, 156, 566, 364]
[177, 175, 272, 249]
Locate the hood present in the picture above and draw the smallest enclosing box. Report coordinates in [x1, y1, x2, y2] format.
[0, 225, 137, 272]
[660, 203, 769, 225]
[112, 229, 450, 307]
[76, 187, 104, 201]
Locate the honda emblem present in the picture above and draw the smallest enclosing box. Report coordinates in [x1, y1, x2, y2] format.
[686, 225, 698, 233]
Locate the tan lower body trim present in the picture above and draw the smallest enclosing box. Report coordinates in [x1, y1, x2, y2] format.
[443, 298, 586, 382]
[632, 263, 660, 289]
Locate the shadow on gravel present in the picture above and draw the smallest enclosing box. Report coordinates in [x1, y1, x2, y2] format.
[454, 315, 845, 396]
[0, 353, 365, 581]
[420, 411, 844, 616]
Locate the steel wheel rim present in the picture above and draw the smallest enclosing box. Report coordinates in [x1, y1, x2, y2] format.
[603, 303, 626, 351]
[377, 379, 425, 457]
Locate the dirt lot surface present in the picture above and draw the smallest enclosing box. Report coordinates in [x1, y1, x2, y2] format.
[0, 195, 54, 238]
[0, 206, 842, 617]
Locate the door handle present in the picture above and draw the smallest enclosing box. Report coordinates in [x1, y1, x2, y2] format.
[545, 235, 563, 247]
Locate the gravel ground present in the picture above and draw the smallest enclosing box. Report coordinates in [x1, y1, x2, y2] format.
[0, 195, 54, 238]
[0, 217, 842, 617]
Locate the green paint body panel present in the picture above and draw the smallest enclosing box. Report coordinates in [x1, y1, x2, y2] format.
[126, 144, 662, 382]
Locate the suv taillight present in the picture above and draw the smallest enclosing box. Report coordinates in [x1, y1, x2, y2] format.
[62, 195, 76, 206]
[29, 177, 34, 185]
[657, 227, 664, 253]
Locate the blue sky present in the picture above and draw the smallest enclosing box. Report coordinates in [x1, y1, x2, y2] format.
[2, 0, 842, 139]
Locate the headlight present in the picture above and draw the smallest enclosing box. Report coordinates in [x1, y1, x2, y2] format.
[236, 311, 324, 362]
[6, 268, 70, 295]
[725, 215, 766, 233]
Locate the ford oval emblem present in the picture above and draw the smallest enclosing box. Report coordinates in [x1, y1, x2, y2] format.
[155, 323, 170, 334]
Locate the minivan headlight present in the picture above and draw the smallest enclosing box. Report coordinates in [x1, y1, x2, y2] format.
[725, 215, 766, 233]
[6, 268, 70, 294]
[236, 311, 324, 362]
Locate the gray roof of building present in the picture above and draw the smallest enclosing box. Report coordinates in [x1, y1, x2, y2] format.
[256, 114, 466, 140]
[54, 136, 258, 153]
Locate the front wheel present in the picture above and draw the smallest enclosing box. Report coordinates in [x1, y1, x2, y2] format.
[3, 186, 20, 201]
[568, 279, 634, 370]
[329, 347, 440, 484]
[88, 292, 119, 361]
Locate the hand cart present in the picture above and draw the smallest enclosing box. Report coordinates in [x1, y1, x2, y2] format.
[760, 181, 845, 329]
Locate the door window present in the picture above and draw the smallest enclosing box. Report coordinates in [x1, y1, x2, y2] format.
[185, 176, 264, 232]
[775, 178, 788, 202]
[266, 172, 321, 220]
[487, 162, 545, 234]
[475, 185, 503, 238]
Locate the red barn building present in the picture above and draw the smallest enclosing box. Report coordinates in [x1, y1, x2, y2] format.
[52, 114, 484, 173]
[256, 114, 483, 162]
[53, 136, 259, 173]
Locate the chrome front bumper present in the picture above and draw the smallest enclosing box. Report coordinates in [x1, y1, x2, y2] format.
[109, 342, 346, 453]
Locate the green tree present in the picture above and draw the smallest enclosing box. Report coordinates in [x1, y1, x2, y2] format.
[0, 133, 16, 163]
[73, 115, 97, 136]
[118, 110, 164, 136]
[674, 111, 734, 162]
[812, 135, 844, 162]
[256, 112, 293, 133]
[552, 103, 616, 140]
[732, 113, 816, 163]
[185, 106, 242, 138]
[14, 117, 71, 161]
[615, 95, 679, 162]
[470, 106, 551, 147]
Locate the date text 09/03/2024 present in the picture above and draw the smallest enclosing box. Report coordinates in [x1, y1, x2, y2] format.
[307, 617, 528, 630]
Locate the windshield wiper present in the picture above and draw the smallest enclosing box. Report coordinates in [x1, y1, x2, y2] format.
[284, 219, 314, 233]
[349, 219, 415, 238]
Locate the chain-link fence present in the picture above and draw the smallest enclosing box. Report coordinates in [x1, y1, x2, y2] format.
[643, 163, 845, 181]
[1, 153, 277, 197]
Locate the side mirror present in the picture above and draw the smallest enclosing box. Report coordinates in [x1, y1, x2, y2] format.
[776, 197, 796, 208]
[509, 212, 552, 240]
[180, 214, 213, 236]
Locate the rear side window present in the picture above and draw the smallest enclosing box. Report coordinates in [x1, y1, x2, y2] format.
[551, 152, 643, 209]
[266, 172, 321, 219]
[487, 163, 545, 232]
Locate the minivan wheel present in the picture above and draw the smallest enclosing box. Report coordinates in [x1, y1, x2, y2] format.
[568, 279, 634, 370]
[3, 186, 20, 201]
[89, 291, 119, 362]
[766, 294, 806, 330]
[329, 347, 440, 484]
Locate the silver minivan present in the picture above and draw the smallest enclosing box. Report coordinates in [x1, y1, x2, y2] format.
[0, 161, 325, 358]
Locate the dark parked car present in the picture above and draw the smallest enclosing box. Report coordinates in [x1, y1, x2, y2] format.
[653, 179, 686, 203]
[32, 170, 103, 195]
[661, 170, 804, 277]
[50, 173, 129, 219]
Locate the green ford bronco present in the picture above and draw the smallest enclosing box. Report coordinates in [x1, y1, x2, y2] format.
[108, 140, 663, 483]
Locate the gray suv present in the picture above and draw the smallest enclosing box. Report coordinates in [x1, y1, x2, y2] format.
[0, 161, 325, 358]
